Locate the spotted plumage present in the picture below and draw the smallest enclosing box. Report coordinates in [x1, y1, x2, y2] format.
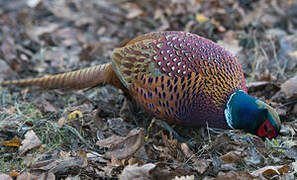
[112, 31, 246, 128]
[1, 31, 281, 138]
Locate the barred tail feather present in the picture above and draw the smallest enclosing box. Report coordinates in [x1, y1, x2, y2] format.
[1, 63, 122, 90]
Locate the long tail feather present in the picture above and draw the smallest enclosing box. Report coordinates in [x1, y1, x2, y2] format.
[1, 63, 123, 90]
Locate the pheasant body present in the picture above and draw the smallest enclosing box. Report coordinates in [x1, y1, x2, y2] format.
[112, 32, 246, 128]
[1, 31, 281, 138]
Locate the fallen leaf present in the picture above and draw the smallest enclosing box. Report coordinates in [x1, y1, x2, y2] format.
[16, 172, 38, 180]
[196, 14, 209, 23]
[0, 60, 13, 81]
[210, 18, 226, 32]
[128, 157, 138, 165]
[277, 164, 289, 174]
[31, 156, 84, 174]
[26, 0, 41, 8]
[121, 3, 144, 19]
[35, 98, 58, 113]
[154, 9, 170, 31]
[9, 170, 20, 178]
[19, 130, 42, 155]
[46, 1, 77, 20]
[0, 173, 12, 180]
[0, 136, 22, 147]
[217, 31, 242, 55]
[68, 110, 83, 120]
[111, 156, 122, 166]
[38, 172, 55, 180]
[57, 117, 66, 129]
[214, 171, 253, 180]
[292, 161, 297, 173]
[86, 151, 108, 163]
[26, 23, 59, 42]
[172, 175, 195, 180]
[289, 51, 297, 58]
[251, 164, 289, 178]
[284, 146, 297, 160]
[180, 143, 192, 158]
[193, 159, 209, 174]
[78, 149, 88, 167]
[0, 35, 17, 61]
[180, 143, 209, 174]
[246, 81, 276, 92]
[101, 128, 145, 160]
[281, 75, 297, 98]
[119, 163, 156, 180]
[96, 134, 125, 148]
[220, 151, 242, 164]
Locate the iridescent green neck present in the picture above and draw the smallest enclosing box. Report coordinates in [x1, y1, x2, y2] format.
[224, 90, 266, 134]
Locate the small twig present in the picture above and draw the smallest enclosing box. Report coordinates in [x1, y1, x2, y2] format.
[206, 122, 211, 143]
[276, 99, 297, 109]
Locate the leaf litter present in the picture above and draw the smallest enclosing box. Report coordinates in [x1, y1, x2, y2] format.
[0, 0, 297, 179]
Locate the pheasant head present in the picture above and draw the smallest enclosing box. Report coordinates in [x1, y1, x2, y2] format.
[225, 90, 281, 138]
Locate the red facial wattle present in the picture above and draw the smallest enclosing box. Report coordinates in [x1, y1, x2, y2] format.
[257, 119, 277, 138]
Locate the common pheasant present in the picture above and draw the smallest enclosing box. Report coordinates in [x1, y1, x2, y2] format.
[1, 31, 281, 138]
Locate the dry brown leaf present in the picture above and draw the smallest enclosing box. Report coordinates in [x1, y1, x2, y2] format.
[0, 60, 13, 81]
[173, 175, 195, 180]
[86, 151, 108, 163]
[98, 128, 144, 160]
[119, 163, 156, 180]
[193, 159, 209, 174]
[281, 75, 297, 98]
[19, 130, 42, 155]
[57, 117, 66, 129]
[0, 173, 12, 180]
[154, 9, 170, 31]
[16, 172, 38, 180]
[121, 3, 144, 19]
[0, 35, 17, 61]
[277, 164, 289, 174]
[217, 31, 242, 55]
[26, 23, 59, 42]
[214, 171, 253, 180]
[36, 98, 58, 113]
[180, 143, 209, 174]
[96, 134, 125, 148]
[78, 149, 88, 167]
[9, 170, 20, 178]
[220, 151, 242, 164]
[31, 156, 84, 173]
[210, 18, 226, 32]
[251, 164, 289, 178]
[67, 110, 83, 120]
[128, 157, 138, 165]
[196, 14, 209, 23]
[180, 143, 192, 158]
[111, 156, 123, 166]
[0, 136, 22, 147]
[47, 1, 76, 20]
[38, 172, 55, 180]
